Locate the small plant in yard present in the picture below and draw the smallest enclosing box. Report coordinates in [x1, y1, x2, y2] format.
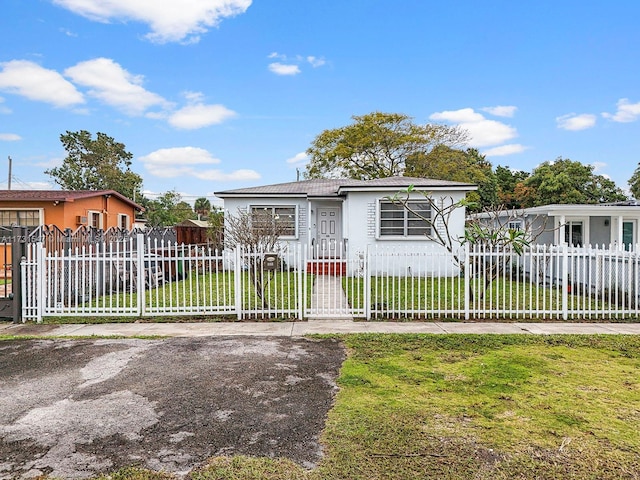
[389, 185, 549, 302]
[224, 208, 292, 309]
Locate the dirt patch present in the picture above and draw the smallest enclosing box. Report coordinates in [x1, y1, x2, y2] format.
[0, 337, 345, 479]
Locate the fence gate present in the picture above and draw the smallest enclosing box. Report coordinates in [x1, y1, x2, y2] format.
[0, 227, 31, 322]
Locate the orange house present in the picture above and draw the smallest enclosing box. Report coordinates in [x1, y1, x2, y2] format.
[0, 190, 143, 232]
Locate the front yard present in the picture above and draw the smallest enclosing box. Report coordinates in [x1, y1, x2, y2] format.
[91, 334, 640, 479]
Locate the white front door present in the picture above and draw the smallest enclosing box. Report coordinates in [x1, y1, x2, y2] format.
[317, 207, 341, 258]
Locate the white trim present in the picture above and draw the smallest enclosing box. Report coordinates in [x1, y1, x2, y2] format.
[556, 216, 588, 246]
[87, 210, 103, 229]
[376, 198, 433, 240]
[118, 213, 130, 230]
[0, 207, 44, 227]
[248, 204, 299, 240]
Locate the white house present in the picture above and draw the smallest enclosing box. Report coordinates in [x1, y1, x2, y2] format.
[473, 202, 640, 250]
[215, 176, 477, 274]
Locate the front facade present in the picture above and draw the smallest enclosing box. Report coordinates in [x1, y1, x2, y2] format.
[474, 202, 640, 250]
[215, 177, 477, 271]
[0, 190, 143, 232]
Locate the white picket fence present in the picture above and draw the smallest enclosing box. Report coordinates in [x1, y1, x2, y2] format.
[20, 236, 640, 322]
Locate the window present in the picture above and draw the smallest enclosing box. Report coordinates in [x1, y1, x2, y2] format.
[564, 221, 583, 246]
[118, 214, 130, 230]
[0, 210, 41, 228]
[250, 206, 296, 237]
[508, 221, 523, 231]
[88, 211, 102, 229]
[379, 201, 431, 237]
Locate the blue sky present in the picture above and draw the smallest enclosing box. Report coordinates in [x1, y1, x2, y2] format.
[1, 0, 639, 205]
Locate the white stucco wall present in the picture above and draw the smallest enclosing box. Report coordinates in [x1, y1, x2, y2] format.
[343, 190, 468, 275]
[222, 189, 469, 276]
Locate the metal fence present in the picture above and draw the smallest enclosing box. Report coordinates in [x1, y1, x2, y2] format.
[21, 238, 640, 322]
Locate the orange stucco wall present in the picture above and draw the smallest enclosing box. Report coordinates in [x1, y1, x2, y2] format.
[0, 195, 137, 230]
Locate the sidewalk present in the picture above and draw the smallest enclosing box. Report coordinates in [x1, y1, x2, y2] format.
[2, 320, 640, 337]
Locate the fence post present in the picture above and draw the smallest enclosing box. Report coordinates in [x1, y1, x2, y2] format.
[298, 244, 305, 320]
[464, 242, 470, 321]
[36, 242, 45, 322]
[234, 247, 242, 320]
[562, 244, 569, 320]
[11, 226, 26, 323]
[364, 245, 371, 320]
[136, 234, 145, 316]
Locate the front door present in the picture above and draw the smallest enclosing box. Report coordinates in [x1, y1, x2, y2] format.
[623, 221, 634, 251]
[317, 207, 341, 258]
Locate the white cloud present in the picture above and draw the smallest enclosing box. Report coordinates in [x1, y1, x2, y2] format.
[602, 98, 640, 123]
[60, 27, 78, 37]
[556, 113, 596, 131]
[591, 161, 607, 173]
[482, 144, 528, 157]
[65, 58, 169, 116]
[286, 152, 308, 165]
[0, 60, 84, 108]
[52, 0, 252, 44]
[139, 146, 259, 181]
[168, 100, 236, 129]
[268, 63, 301, 76]
[430, 108, 484, 123]
[0, 133, 21, 141]
[482, 105, 517, 118]
[430, 107, 518, 148]
[307, 56, 326, 68]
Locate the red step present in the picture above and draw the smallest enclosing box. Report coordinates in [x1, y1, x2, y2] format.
[306, 261, 346, 276]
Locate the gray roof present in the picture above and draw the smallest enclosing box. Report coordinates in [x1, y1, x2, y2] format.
[0, 189, 144, 210]
[215, 176, 476, 198]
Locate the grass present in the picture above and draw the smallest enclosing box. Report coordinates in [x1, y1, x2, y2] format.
[42, 271, 313, 322]
[344, 276, 628, 320]
[38, 270, 639, 322]
[80, 334, 640, 479]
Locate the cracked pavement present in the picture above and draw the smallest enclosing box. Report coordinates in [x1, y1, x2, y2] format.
[0, 336, 345, 479]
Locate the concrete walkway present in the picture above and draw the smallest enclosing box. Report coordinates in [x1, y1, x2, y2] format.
[2, 320, 640, 337]
[309, 275, 353, 320]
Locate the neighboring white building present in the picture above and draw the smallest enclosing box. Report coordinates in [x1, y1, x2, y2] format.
[215, 176, 477, 273]
[472, 201, 640, 250]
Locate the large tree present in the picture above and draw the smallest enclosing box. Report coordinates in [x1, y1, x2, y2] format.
[629, 163, 640, 200]
[304, 111, 468, 180]
[46, 130, 143, 200]
[194, 197, 212, 220]
[145, 190, 195, 227]
[495, 165, 530, 209]
[517, 157, 627, 207]
[405, 146, 497, 211]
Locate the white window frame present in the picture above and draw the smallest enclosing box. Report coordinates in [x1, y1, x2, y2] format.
[377, 199, 432, 239]
[622, 219, 636, 251]
[118, 213, 130, 230]
[249, 204, 298, 239]
[88, 210, 103, 229]
[557, 217, 588, 246]
[0, 208, 43, 228]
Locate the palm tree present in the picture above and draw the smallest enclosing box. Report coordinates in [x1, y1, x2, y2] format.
[194, 197, 211, 220]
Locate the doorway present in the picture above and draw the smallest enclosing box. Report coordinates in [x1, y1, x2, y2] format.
[316, 207, 342, 258]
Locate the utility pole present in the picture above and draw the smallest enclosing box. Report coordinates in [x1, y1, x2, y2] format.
[7, 156, 12, 190]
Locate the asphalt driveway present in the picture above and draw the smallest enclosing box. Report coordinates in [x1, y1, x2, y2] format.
[0, 336, 345, 479]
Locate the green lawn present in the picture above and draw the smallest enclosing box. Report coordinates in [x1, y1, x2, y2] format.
[91, 334, 640, 480]
[92, 271, 312, 312]
[345, 276, 622, 319]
